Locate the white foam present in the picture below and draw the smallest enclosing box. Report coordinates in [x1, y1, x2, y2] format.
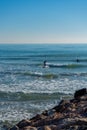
[0, 76, 87, 95]
[0, 100, 57, 122]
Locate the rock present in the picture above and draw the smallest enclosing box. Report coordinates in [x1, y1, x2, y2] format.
[46, 125, 58, 130]
[45, 126, 51, 130]
[30, 114, 47, 122]
[43, 126, 51, 130]
[22, 126, 37, 130]
[17, 119, 31, 128]
[53, 100, 70, 113]
[74, 88, 87, 99]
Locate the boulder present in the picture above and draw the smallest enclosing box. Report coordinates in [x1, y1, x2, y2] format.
[17, 119, 31, 128]
[74, 88, 87, 99]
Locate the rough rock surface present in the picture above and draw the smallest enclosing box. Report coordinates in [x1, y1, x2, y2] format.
[9, 88, 87, 130]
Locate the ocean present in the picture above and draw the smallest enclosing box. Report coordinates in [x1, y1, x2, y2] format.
[0, 43, 87, 128]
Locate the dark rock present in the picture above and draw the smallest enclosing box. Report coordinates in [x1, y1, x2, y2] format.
[74, 88, 87, 99]
[30, 114, 45, 122]
[42, 110, 48, 116]
[17, 119, 31, 128]
[53, 100, 70, 113]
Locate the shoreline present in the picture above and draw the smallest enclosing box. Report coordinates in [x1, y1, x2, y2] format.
[6, 88, 87, 130]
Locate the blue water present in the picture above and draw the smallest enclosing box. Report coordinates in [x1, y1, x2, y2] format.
[0, 43, 87, 127]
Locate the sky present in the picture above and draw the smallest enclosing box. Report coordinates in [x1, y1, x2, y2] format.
[0, 0, 87, 43]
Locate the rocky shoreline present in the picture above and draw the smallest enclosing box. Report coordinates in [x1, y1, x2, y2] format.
[8, 88, 87, 130]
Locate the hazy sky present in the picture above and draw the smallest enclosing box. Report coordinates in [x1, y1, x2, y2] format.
[0, 0, 87, 43]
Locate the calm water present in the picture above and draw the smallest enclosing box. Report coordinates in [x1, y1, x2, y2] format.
[0, 43, 87, 128]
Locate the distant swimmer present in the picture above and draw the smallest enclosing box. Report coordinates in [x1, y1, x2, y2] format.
[76, 58, 79, 62]
[43, 60, 47, 68]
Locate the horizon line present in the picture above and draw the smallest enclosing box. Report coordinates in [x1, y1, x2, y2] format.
[0, 42, 87, 44]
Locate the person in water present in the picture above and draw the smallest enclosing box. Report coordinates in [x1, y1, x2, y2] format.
[43, 60, 47, 67]
[76, 58, 79, 62]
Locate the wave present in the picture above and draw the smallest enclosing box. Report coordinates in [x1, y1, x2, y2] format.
[21, 72, 58, 78]
[20, 71, 87, 78]
[0, 91, 67, 101]
[0, 70, 87, 79]
[0, 71, 58, 79]
[45, 63, 86, 69]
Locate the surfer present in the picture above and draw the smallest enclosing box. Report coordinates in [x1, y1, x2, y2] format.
[43, 60, 47, 68]
[76, 58, 79, 62]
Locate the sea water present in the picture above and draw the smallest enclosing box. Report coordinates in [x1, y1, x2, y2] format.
[0, 43, 87, 128]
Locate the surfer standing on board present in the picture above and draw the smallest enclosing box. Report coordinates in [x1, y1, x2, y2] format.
[43, 60, 47, 68]
[76, 58, 79, 62]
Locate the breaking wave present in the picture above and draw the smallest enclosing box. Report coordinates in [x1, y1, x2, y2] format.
[0, 91, 67, 101]
[0, 70, 87, 79]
